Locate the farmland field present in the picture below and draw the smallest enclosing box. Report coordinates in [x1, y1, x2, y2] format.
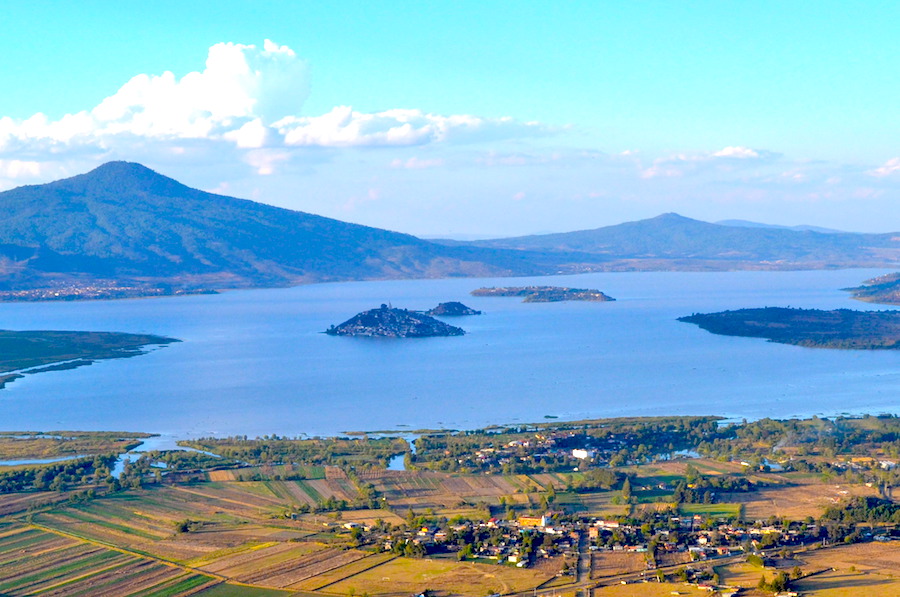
[593, 582, 712, 596]
[716, 543, 900, 596]
[364, 471, 528, 513]
[678, 502, 742, 518]
[590, 551, 646, 578]
[791, 569, 899, 596]
[719, 477, 879, 520]
[0, 522, 219, 596]
[323, 556, 554, 596]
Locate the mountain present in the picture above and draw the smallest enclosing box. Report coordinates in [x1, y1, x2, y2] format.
[0, 162, 577, 296]
[465, 213, 900, 269]
[1, 163, 898, 300]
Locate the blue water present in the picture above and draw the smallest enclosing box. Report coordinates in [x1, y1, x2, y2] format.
[0, 269, 896, 439]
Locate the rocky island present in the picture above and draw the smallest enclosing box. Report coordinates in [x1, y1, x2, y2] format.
[425, 301, 482, 316]
[471, 286, 615, 303]
[846, 272, 900, 305]
[678, 307, 900, 349]
[325, 304, 465, 337]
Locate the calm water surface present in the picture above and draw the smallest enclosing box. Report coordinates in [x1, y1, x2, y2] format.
[0, 269, 897, 439]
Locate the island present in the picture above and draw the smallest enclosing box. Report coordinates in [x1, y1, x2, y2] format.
[678, 307, 900, 349]
[325, 304, 465, 337]
[845, 272, 900, 305]
[471, 285, 615, 303]
[425, 301, 482, 316]
[0, 330, 180, 388]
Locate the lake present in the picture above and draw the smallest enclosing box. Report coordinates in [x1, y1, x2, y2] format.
[0, 269, 897, 441]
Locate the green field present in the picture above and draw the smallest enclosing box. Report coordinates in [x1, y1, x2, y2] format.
[678, 503, 743, 518]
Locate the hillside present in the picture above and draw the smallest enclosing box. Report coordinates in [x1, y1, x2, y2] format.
[0, 162, 575, 297]
[2, 163, 899, 300]
[846, 272, 900, 305]
[465, 213, 900, 269]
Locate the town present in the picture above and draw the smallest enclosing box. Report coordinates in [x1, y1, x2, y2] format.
[1, 415, 899, 595]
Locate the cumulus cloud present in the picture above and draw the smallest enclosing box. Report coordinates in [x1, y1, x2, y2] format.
[870, 157, 900, 177]
[0, 159, 43, 179]
[275, 107, 546, 148]
[92, 39, 308, 134]
[390, 157, 445, 169]
[642, 146, 779, 178]
[0, 40, 551, 179]
[712, 146, 760, 159]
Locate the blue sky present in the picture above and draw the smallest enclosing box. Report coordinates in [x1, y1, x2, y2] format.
[1, 1, 898, 236]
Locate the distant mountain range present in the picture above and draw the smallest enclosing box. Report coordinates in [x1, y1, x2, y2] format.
[0, 162, 897, 299]
[715, 219, 844, 234]
[465, 213, 900, 270]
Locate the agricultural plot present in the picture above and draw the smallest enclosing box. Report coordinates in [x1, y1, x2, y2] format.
[678, 503, 743, 518]
[555, 491, 626, 517]
[31, 483, 321, 564]
[791, 569, 900, 596]
[590, 551, 646, 578]
[719, 478, 879, 520]
[324, 556, 554, 596]
[368, 471, 529, 513]
[713, 561, 763, 588]
[0, 490, 75, 516]
[0, 522, 218, 596]
[291, 552, 396, 591]
[198, 541, 328, 581]
[716, 543, 900, 596]
[334, 508, 405, 527]
[797, 542, 900, 575]
[593, 582, 711, 597]
[24, 483, 404, 591]
[207, 464, 326, 482]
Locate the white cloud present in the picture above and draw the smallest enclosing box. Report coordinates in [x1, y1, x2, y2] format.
[0, 40, 550, 178]
[224, 119, 272, 148]
[0, 159, 42, 178]
[92, 39, 307, 135]
[642, 146, 779, 178]
[870, 157, 900, 177]
[390, 157, 445, 169]
[276, 107, 546, 148]
[245, 149, 291, 175]
[712, 146, 760, 159]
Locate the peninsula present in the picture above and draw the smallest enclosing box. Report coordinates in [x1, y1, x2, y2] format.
[425, 301, 481, 316]
[846, 272, 900, 305]
[325, 304, 465, 337]
[0, 330, 179, 388]
[472, 285, 615, 303]
[678, 307, 900, 349]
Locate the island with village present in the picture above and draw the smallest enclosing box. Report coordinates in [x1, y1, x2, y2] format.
[472, 286, 616, 303]
[325, 304, 467, 338]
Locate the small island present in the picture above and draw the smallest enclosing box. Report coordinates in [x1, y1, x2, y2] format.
[678, 307, 900, 349]
[425, 301, 482, 316]
[472, 286, 615, 303]
[0, 330, 180, 388]
[326, 304, 465, 338]
[845, 272, 900, 305]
